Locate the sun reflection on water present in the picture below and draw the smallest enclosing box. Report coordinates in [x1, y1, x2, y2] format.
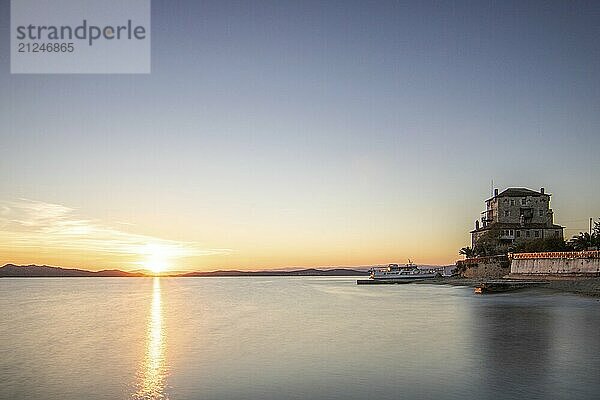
[133, 277, 168, 400]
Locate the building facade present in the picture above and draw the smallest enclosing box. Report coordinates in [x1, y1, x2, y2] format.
[471, 187, 564, 248]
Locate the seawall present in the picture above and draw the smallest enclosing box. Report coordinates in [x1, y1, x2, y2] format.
[510, 251, 600, 276]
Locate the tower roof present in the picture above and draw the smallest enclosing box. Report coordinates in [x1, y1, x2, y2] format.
[486, 187, 549, 202]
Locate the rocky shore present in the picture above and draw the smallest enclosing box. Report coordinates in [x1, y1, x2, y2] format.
[418, 276, 600, 297]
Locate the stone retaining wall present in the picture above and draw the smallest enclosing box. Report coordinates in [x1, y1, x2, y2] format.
[510, 251, 600, 275]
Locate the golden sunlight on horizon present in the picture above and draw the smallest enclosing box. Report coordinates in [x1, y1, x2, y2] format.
[0, 198, 467, 271]
[140, 243, 178, 274]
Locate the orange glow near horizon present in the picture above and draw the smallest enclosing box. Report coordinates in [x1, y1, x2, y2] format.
[0, 198, 479, 272]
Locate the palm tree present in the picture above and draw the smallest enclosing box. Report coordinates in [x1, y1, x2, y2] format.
[459, 246, 474, 259]
[569, 232, 591, 251]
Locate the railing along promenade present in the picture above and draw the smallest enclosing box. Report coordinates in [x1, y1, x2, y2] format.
[509, 250, 600, 260]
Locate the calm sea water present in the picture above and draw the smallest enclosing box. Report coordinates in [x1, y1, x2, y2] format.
[1, 277, 599, 400]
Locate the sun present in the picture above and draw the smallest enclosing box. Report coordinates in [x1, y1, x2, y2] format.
[141, 244, 173, 274]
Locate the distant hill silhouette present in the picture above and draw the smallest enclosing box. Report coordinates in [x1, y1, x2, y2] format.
[0, 264, 367, 277]
[0, 264, 145, 277]
[182, 268, 367, 277]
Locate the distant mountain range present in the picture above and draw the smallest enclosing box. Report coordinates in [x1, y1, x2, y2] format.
[0, 264, 145, 277]
[0, 264, 368, 278]
[182, 268, 367, 277]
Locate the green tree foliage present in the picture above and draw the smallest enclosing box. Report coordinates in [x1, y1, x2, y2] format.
[569, 232, 591, 250]
[461, 218, 599, 258]
[568, 218, 600, 250]
[465, 228, 569, 257]
[459, 246, 474, 258]
[471, 227, 509, 257]
[511, 237, 567, 253]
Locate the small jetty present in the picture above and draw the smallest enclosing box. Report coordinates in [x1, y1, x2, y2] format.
[474, 280, 548, 294]
[357, 279, 415, 285]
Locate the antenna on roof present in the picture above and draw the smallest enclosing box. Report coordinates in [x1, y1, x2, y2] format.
[491, 179, 494, 197]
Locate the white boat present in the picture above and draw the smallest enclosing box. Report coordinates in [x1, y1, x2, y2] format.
[369, 260, 438, 281]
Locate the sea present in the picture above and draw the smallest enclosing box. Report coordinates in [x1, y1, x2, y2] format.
[1, 277, 599, 400]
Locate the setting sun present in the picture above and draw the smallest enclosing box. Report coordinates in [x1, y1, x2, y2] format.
[141, 244, 175, 274]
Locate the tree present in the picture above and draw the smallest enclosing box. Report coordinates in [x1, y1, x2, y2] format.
[472, 227, 508, 257]
[459, 246, 474, 258]
[512, 237, 567, 253]
[567, 218, 600, 250]
[569, 232, 592, 251]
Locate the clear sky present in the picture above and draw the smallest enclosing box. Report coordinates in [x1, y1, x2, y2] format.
[1, 1, 599, 271]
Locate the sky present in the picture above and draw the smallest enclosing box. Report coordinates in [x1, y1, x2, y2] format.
[1, 1, 599, 271]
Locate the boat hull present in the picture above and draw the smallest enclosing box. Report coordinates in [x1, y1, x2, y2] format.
[369, 262, 439, 281]
[370, 273, 437, 281]
[357, 279, 415, 285]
